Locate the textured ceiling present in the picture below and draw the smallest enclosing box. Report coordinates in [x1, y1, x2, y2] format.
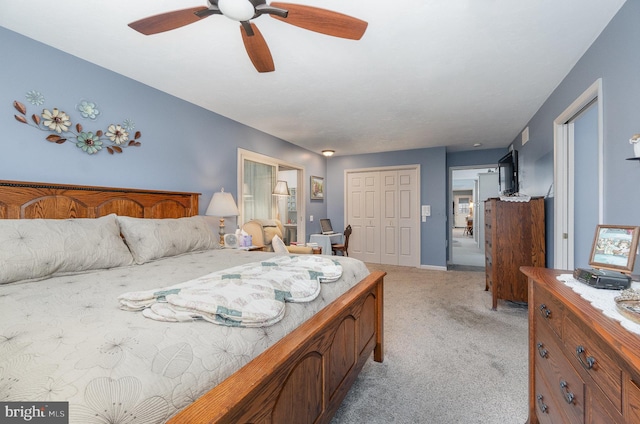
[0, 0, 627, 155]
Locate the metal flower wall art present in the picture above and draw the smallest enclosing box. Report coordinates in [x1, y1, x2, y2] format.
[13, 92, 141, 155]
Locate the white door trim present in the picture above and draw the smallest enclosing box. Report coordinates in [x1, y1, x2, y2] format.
[237, 148, 306, 243]
[553, 78, 604, 269]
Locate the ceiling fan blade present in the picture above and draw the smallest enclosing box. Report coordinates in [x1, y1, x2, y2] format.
[129, 7, 211, 35]
[241, 23, 275, 73]
[269, 2, 367, 40]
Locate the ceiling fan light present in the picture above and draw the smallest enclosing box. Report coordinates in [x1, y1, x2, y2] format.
[218, 0, 255, 22]
[322, 150, 335, 157]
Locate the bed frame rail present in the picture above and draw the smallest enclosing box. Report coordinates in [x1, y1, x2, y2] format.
[172, 270, 385, 424]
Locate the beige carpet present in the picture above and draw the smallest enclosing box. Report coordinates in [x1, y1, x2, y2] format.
[331, 264, 529, 424]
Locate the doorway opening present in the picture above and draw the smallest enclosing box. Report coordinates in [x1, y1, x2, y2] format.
[238, 149, 306, 244]
[553, 79, 603, 270]
[449, 166, 498, 268]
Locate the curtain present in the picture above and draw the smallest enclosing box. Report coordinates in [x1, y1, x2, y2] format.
[243, 159, 275, 221]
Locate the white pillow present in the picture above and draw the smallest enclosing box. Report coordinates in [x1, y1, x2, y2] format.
[117, 215, 219, 264]
[0, 214, 134, 284]
[271, 234, 289, 255]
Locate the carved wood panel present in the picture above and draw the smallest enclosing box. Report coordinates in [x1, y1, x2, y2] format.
[0, 180, 199, 219]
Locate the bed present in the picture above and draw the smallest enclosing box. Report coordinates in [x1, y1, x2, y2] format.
[0, 180, 385, 424]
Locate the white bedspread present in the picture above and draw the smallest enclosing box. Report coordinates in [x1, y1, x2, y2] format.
[0, 249, 369, 423]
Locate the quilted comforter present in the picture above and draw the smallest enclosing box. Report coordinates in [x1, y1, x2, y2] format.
[0, 249, 369, 423]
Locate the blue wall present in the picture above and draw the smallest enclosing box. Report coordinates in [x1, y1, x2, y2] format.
[0, 27, 327, 232]
[508, 0, 640, 272]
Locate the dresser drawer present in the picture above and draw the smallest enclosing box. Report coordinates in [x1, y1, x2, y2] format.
[485, 254, 492, 273]
[564, 313, 622, 412]
[535, 368, 568, 424]
[534, 284, 565, 339]
[587, 384, 621, 423]
[535, 319, 585, 423]
[624, 375, 640, 423]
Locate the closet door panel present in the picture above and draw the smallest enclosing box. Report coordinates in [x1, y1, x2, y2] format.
[399, 227, 412, 256]
[362, 173, 380, 262]
[348, 176, 363, 257]
[380, 171, 398, 264]
[398, 168, 419, 266]
[348, 171, 380, 263]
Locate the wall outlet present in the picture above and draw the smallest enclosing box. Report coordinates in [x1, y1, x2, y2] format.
[309, 215, 313, 221]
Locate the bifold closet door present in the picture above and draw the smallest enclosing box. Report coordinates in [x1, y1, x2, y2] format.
[347, 171, 380, 263]
[380, 169, 419, 266]
[348, 168, 419, 266]
[380, 171, 398, 265]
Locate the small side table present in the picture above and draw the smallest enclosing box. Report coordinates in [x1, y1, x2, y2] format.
[311, 247, 322, 254]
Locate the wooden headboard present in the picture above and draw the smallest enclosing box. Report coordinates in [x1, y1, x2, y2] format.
[0, 180, 200, 219]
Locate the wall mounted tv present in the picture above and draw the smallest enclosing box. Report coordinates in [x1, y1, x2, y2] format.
[498, 150, 519, 195]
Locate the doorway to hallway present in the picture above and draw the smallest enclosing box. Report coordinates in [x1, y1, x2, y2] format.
[449, 166, 498, 269]
[451, 227, 485, 267]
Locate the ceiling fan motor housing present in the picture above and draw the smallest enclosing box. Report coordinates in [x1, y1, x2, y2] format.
[217, 0, 256, 21]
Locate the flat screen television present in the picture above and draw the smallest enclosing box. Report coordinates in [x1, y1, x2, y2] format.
[498, 150, 519, 195]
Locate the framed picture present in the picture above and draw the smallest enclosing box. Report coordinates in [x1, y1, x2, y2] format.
[310, 176, 324, 200]
[589, 225, 640, 274]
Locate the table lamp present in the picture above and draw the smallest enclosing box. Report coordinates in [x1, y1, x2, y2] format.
[272, 180, 290, 221]
[206, 188, 240, 245]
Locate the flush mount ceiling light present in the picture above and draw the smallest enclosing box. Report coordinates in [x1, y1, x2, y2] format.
[322, 150, 335, 157]
[473, 143, 482, 148]
[217, 0, 255, 21]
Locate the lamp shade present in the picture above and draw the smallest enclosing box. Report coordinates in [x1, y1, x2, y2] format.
[272, 180, 290, 196]
[205, 189, 240, 217]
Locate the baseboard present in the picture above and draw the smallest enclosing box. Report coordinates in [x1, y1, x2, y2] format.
[419, 264, 448, 271]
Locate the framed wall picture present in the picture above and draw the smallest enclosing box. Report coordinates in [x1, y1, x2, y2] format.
[310, 176, 324, 200]
[589, 225, 640, 274]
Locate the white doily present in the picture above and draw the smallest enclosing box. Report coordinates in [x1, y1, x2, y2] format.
[557, 274, 640, 335]
[500, 194, 531, 202]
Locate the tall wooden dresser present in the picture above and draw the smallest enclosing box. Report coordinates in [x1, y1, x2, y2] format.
[484, 197, 545, 310]
[521, 267, 640, 424]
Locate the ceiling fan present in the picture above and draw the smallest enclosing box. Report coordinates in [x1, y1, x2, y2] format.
[128, 0, 368, 73]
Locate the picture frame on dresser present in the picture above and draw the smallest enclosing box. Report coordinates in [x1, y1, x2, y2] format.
[589, 225, 640, 274]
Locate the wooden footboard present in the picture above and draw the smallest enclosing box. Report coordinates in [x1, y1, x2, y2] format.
[171, 270, 385, 424]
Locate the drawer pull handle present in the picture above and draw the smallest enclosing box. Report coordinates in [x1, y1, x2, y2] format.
[575, 345, 596, 370]
[536, 342, 548, 358]
[559, 380, 575, 404]
[539, 303, 551, 319]
[536, 394, 548, 413]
